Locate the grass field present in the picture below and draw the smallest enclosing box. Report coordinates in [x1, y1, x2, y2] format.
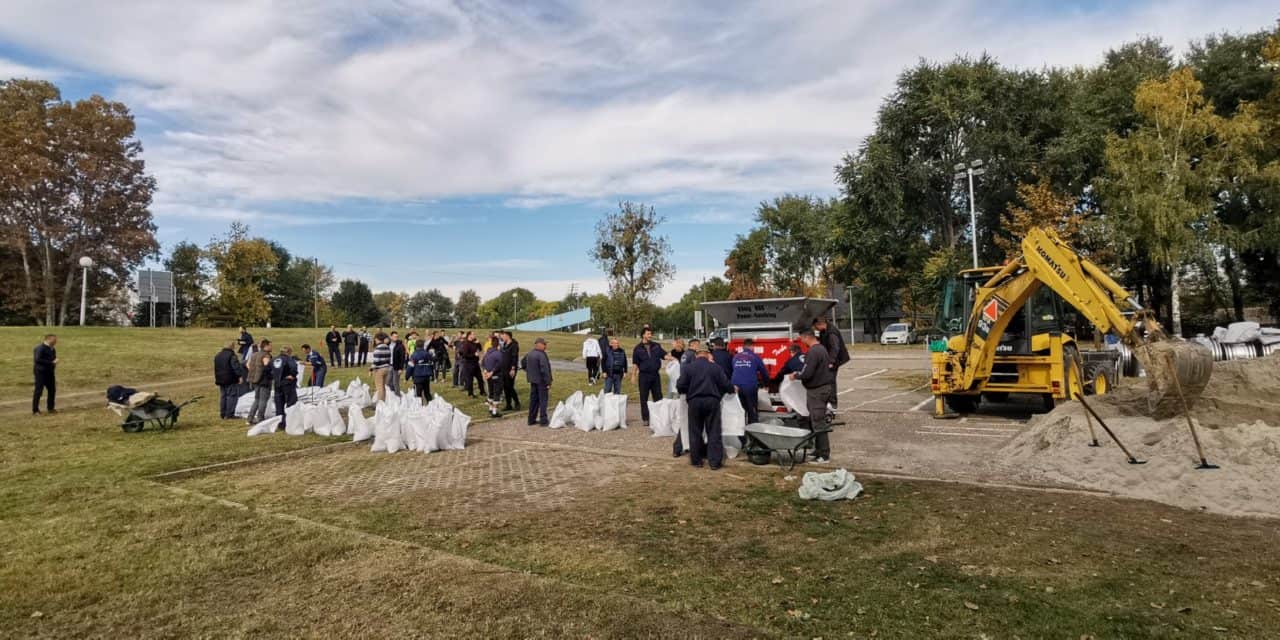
[3, 328, 1276, 638]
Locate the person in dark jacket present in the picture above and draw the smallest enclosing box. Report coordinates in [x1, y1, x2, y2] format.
[793, 330, 834, 462]
[731, 338, 769, 426]
[632, 327, 667, 426]
[408, 339, 435, 402]
[482, 337, 505, 417]
[32, 334, 58, 415]
[677, 347, 734, 470]
[458, 331, 484, 397]
[814, 317, 850, 408]
[387, 331, 407, 395]
[358, 327, 371, 365]
[342, 325, 358, 367]
[452, 331, 465, 387]
[603, 338, 627, 394]
[324, 326, 342, 367]
[682, 339, 701, 366]
[237, 326, 255, 361]
[525, 337, 553, 426]
[429, 331, 450, 382]
[272, 347, 299, 430]
[246, 340, 274, 424]
[770, 344, 806, 386]
[301, 343, 327, 387]
[597, 329, 612, 373]
[501, 331, 521, 411]
[214, 340, 246, 419]
[710, 337, 734, 379]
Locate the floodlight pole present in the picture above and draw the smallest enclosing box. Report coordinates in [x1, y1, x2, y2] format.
[953, 159, 985, 269]
[313, 258, 319, 329]
[78, 257, 93, 326]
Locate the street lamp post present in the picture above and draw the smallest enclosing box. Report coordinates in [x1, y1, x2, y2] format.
[78, 256, 94, 326]
[953, 159, 986, 269]
[511, 292, 519, 329]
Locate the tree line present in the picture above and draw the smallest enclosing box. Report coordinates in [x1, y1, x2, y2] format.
[723, 23, 1280, 337]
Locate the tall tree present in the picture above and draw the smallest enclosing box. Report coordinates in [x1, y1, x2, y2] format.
[477, 287, 538, 327]
[330, 279, 380, 326]
[724, 227, 771, 299]
[454, 289, 481, 328]
[165, 241, 206, 326]
[1102, 67, 1260, 336]
[0, 79, 158, 325]
[201, 223, 277, 326]
[589, 202, 674, 333]
[405, 288, 454, 327]
[373, 291, 408, 327]
[993, 177, 1087, 260]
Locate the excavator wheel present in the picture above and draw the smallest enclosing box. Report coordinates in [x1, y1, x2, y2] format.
[944, 394, 979, 414]
[1084, 361, 1115, 395]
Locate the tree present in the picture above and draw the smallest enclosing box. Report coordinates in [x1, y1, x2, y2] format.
[993, 177, 1087, 260]
[1102, 67, 1260, 336]
[201, 223, 278, 326]
[165, 241, 206, 326]
[654, 277, 731, 335]
[330, 279, 380, 326]
[373, 291, 408, 327]
[477, 287, 538, 328]
[725, 228, 771, 299]
[454, 289, 481, 328]
[589, 202, 675, 333]
[0, 79, 159, 325]
[405, 288, 454, 326]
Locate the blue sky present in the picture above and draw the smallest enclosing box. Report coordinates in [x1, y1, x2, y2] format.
[2, 1, 1275, 304]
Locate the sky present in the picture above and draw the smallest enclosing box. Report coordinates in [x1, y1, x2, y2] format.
[1, 1, 1276, 305]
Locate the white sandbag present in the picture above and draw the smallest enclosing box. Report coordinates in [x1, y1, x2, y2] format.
[673, 398, 688, 441]
[548, 402, 570, 429]
[411, 411, 439, 453]
[720, 394, 746, 438]
[615, 394, 629, 429]
[665, 360, 682, 395]
[757, 388, 773, 412]
[576, 395, 599, 431]
[303, 405, 328, 436]
[797, 469, 863, 501]
[647, 399, 676, 437]
[600, 393, 622, 431]
[779, 377, 809, 417]
[246, 415, 281, 437]
[383, 412, 404, 453]
[400, 409, 422, 451]
[284, 403, 305, 436]
[234, 391, 254, 418]
[349, 407, 374, 442]
[1222, 321, 1261, 344]
[327, 405, 346, 437]
[565, 391, 584, 422]
[442, 409, 470, 450]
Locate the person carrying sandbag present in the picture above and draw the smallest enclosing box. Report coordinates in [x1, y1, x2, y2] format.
[792, 330, 834, 464]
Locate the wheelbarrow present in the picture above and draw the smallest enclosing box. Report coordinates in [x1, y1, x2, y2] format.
[107, 393, 202, 433]
[742, 421, 832, 470]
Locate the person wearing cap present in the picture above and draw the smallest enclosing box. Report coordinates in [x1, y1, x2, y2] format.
[631, 327, 667, 426]
[525, 337, 553, 426]
[676, 345, 734, 469]
[771, 343, 806, 386]
[731, 338, 769, 426]
[814, 316, 850, 407]
[710, 337, 734, 379]
[792, 329, 834, 463]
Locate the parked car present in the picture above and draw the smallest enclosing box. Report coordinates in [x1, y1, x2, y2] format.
[880, 322, 917, 345]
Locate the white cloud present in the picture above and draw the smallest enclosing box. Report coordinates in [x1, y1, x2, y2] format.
[0, 57, 61, 80]
[0, 0, 1274, 221]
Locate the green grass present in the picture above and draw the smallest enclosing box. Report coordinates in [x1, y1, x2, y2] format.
[2, 327, 1279, 638]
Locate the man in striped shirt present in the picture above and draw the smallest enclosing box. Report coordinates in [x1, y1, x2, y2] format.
[369, 333, 393, 401]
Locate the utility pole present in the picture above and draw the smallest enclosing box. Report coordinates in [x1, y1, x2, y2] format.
[313, 257, 319, 329]
[953, 159, 985, 268]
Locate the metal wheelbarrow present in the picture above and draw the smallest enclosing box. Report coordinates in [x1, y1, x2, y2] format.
[742, 421, 832, 470]
[107, 393, 202, 433]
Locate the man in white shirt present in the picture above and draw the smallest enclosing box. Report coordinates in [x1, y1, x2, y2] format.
[582, 336, 602, 385]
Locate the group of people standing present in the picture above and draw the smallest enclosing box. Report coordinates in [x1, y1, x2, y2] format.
[322, 325, 373, 368]
[215, 336, 298, 430]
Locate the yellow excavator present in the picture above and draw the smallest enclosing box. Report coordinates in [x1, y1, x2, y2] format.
[929, 227, 1212, 416]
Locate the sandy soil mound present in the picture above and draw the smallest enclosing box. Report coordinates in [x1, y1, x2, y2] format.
[999, 354, 1280, 518]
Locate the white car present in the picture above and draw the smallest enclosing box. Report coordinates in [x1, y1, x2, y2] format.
[880, 323, 917, 345]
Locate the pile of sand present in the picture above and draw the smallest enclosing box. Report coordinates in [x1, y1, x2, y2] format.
[999, 353, 1280, 518]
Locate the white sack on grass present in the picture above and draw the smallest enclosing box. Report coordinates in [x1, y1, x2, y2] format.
[720, 394, 747, 438]
[284, 403, 306, 436]
[779, 377, 809, 417]
[665, 360, 682, 396]
[548, 402, 570, 429]
[797, 469, 863, 501]
[576, 395, 599, 431]
[234, 392, 253, 418]
[412, 411, 440, 453]
[757, 388, 773, 412]
[673, 399, 688, 440]
[601, 393, 622, 431]
[647, 399, 677, 437]
[247, 415, 282, 437]
[442, 409, 470, 450]
[400, 408, 423, 451]
[306, 405, 330, 437]
[615, 394, 629, 429]
[565, 391, 584, 421]
[327, 405, 346, 437]
[349, 407, 374, 442]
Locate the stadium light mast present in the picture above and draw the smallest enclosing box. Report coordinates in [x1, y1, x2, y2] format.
[953, 159, 985, 268]
[78, 256, 94, 326]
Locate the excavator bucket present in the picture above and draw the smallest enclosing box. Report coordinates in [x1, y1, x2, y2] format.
[1133, 340, 1214, 418]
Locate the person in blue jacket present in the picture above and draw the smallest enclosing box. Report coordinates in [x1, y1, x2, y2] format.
[407, 339, 435, 402]
[272, 347, 299, 429]
[731, 338, 769, 426]
[300, 343, 327, 387]
[631, 327, 667, 426]
[770, 344, 806, 386]
[603, 337, 628, 394]
[710, 337, 734, 379]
